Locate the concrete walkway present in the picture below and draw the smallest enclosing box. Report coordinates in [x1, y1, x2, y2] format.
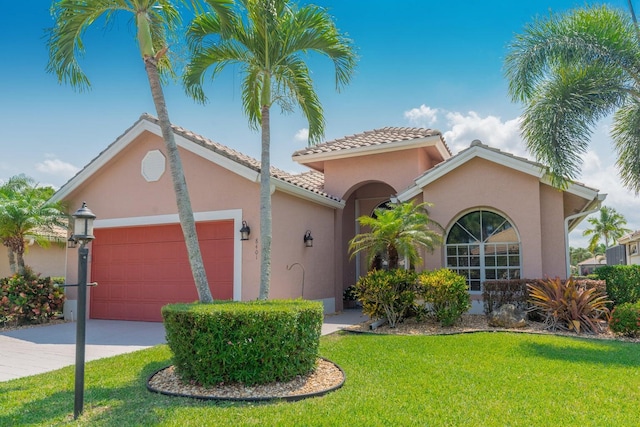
[0, 309, 367, 382]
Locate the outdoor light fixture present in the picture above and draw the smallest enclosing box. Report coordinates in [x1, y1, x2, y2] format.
[71, 202, 96, 243]
[304, 230, 314, 247]
[69, 202, 97, 420]
[67, 236, 77, 249]
[239, 221, 250, 241]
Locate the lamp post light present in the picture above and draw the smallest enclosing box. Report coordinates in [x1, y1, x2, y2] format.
[70, 202, 96, 420]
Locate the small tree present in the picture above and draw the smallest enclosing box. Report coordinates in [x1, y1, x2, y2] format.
[0, 175, 67, 275]
[349, 201, 443, 270]
[583, 206, 631, 253]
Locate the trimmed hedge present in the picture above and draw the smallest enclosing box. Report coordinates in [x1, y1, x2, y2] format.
[161, 299, 323, 386]
[0, 271, 65, 326]
[594, 265, 640, 306]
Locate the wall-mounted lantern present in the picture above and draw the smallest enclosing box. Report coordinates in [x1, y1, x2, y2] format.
[67, 236, 77, 249]
[240, 221, 251, 241]
[304, 230, 314, 247]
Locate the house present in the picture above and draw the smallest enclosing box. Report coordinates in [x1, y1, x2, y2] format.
[617, 230, 640, 265]
[0, 226, 67, 279]
[50, 114, 603, 321]
[577, 255, 607, 276]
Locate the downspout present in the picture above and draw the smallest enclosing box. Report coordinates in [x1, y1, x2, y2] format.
[564, 193, 607, 277]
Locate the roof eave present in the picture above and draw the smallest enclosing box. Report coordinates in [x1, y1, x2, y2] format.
[292, 135, 448, 165]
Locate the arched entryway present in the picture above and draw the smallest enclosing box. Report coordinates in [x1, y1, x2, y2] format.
[340, 181, 397, 289]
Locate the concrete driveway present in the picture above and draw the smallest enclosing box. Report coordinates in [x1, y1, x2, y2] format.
[0, 309, 367, 382]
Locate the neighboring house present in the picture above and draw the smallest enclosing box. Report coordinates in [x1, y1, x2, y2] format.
[618, 230, 640, 265]
[50, 114, 603, 320]
[577, 255, 607, 276]
[0, 226, 67, 279]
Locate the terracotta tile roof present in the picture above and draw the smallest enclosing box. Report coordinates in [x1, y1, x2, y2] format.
[141, 114, 340, 202]
[291, 127, 450, 158]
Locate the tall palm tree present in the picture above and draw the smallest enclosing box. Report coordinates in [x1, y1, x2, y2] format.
[348, 201, 443, 271]
[583, 206, 631, 253]
[184, 0, 357, 299]
[504, 5, 640, 193]
[0, 175, 68, 275]
[46, 0, 232, 303]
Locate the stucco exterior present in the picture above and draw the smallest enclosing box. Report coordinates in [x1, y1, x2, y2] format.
[51, 115, 602, 320]
[0, 244, 66, 279]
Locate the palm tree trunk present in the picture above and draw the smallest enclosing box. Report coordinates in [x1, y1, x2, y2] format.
[6, 247, 16, 275]
[143, 56, 213, 303]
[258, 104, 272, 300]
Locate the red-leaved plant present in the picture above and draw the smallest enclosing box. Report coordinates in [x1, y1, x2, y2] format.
[527, 277, 610, 334]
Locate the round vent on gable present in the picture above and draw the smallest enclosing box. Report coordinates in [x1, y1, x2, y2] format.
[141, 150, 166, 182]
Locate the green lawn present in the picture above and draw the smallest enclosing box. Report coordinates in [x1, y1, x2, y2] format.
[1, 332, 639, 426]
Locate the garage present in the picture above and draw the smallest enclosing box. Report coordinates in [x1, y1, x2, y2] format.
[89, 220, 234, 321]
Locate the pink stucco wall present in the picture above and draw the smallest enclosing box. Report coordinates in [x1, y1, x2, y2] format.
[62, 129, 339, 313]
[539, 184, 568, 277]
[419, 157, 550, 279]
[324, 148, 434, 198]
[0, 244, 66, 279]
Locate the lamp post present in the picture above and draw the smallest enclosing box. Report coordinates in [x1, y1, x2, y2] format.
[70, 202, 96, 420]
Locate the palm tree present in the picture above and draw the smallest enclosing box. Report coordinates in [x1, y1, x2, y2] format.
[0, 175, 68, 276]
[583, 206, 631, 253]
[348, 201, 443, 271]
[504, 5, 640, 193]
[184, 0, 357, 299]
[569, 246, 593, 267]
[46, 0, 232, 303]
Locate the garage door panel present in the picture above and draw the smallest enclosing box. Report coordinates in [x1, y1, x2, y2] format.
[91, 221, 234, 321]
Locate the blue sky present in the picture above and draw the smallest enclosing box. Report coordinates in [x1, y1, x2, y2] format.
[1, 0, 638, 248]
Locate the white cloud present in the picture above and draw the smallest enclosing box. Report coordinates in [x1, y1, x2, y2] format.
[404, 105, 439, 127]
[403, 105, 526, 156]
[35, 158, 80, 178]
[569, 149, 640, 248]
[443, 111, 525, 156]
[294, 128, 309, 142]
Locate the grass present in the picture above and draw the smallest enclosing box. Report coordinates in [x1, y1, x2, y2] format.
[1, 332, 639, 426]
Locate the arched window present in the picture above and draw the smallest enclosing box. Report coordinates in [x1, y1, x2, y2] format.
[445, 210, 521, 293]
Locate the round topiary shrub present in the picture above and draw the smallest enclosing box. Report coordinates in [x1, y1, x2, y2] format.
[161, 299, 323, 386]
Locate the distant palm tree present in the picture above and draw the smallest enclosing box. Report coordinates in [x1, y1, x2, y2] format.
[46, 0, 232, 303]
[0, 175, 67, 275]
[349, 201, 443, 271]
[583, 206, 631, 253]
[184, 0, 357, 299]
[505, 5, 640, 192]
[570, 246, 593, 267]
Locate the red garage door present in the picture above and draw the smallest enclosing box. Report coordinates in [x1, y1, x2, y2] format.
[90, 221, 234, 321]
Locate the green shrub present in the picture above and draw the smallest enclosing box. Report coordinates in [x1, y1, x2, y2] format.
[161, 299, 322, 386]
[0, 269, 65, 326]
[418, 269, 470, 326]
[354, 269, 419, 327]
[609, 302, 640, 337]
[527, 277, 610, 334]
[594, 265, 640, 306]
